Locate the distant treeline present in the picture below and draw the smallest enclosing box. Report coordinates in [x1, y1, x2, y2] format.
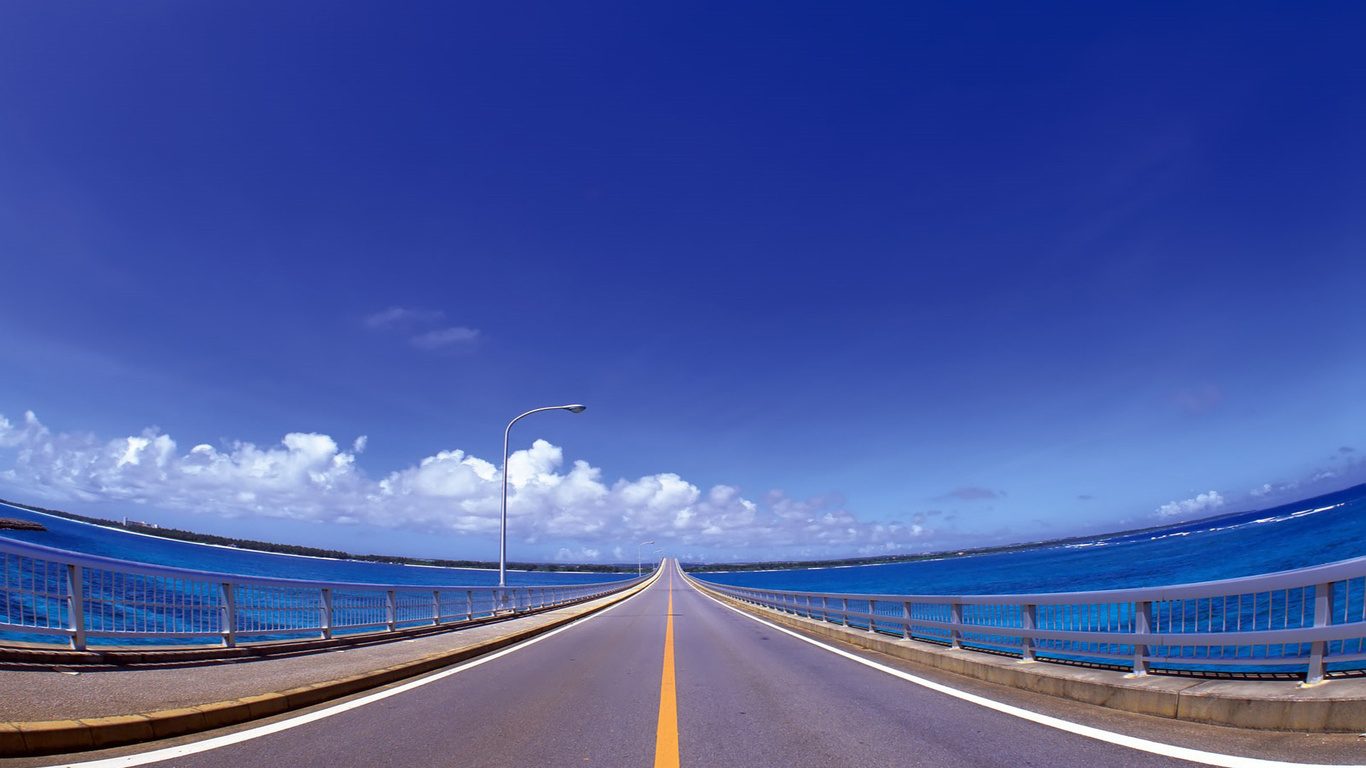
[0, 498, 633, 573]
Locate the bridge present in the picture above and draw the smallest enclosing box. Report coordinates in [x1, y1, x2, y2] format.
[3, 543, 1366, 765]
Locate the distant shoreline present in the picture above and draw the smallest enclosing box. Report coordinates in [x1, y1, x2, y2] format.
[4, 482, 1362, 573]
[0, 498, 632, 574]
[687, 482, 1366, 572]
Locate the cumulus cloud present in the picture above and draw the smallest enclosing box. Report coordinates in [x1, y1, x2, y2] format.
[1156, 490, 1224, 518]
[0, 411, 928, 559]
[554, 547, 602, 563]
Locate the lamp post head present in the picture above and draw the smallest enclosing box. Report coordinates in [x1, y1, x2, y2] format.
[564, 404, 587, 414]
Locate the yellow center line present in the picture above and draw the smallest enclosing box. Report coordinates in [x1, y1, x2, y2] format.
[654, 563, 680, 768]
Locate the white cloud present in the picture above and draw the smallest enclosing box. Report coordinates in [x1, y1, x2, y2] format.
[363, 307, 445, 329]
[410, 327, 480, 350]
[364, 308, 480, 353]
[554, 547, 602, 563]
[1156, 490, 1224, 518]
[0, 411, 928, 559]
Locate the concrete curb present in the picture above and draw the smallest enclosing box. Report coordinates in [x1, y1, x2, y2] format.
[689, 579, 1366, 733]
[0, 576, 657, 758]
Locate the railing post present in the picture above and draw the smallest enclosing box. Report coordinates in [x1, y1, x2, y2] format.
[821, 596, 829, 622]
[320, 588, 333, 640]
[841, 597, 849, 627]
[867, 599, 876, 633]
[466, 589, 474, 620]
[1306, 582, 1332, 685]
[432, 590, 441, 625]
[66, 564, 87, 651]
[902, 601, 912, 640]
[950, 601, 963, 649]
[1132, 600, 1152, 676]
[220, 582, 237, 648]
[1020, 603, 1036, 662]
[385, 589, 397, 632]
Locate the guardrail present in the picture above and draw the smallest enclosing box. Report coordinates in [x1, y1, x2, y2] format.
[689, 555, 1366, 683]
[0, 537, 641, 650]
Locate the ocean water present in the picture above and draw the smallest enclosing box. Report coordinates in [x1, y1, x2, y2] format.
[4, 484, 1365, 596]
[697, 483, 1366, 596]
[0, 501, 632, 588]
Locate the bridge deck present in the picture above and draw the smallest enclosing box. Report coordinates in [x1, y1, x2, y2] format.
[2, 562, 1365, 765]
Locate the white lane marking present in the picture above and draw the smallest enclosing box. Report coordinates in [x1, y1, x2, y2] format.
[689, 579, 1365, 768]
[40, 579, 658, 768]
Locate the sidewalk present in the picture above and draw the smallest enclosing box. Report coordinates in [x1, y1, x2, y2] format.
[0, 579, 652, 758]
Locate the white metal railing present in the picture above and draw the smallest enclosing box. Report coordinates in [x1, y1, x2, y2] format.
[688, 555, 1366, 683]
[0, 537, 641, 650]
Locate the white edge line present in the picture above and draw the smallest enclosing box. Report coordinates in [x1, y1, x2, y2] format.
[688, 577, 1365, 768]
[40, 583, 654, 768]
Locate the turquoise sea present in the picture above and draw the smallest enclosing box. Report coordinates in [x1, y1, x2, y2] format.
[698, 483, 1366, 596]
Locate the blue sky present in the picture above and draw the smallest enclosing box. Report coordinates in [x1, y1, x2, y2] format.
[1, 2, 1363, 564]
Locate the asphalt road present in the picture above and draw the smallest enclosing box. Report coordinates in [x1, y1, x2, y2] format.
[33, 561, 1366, 768]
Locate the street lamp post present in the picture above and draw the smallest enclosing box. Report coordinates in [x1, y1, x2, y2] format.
[638, 540, 655, 576]
[500, 404, 587, 590]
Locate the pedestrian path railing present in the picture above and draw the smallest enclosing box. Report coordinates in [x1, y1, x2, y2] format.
[689, 556, 1366, 683]
[0, 537, 640, 650]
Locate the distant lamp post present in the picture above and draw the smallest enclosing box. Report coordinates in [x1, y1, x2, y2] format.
[500, 404, 587, 589]
[638, 540, 655, 576]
